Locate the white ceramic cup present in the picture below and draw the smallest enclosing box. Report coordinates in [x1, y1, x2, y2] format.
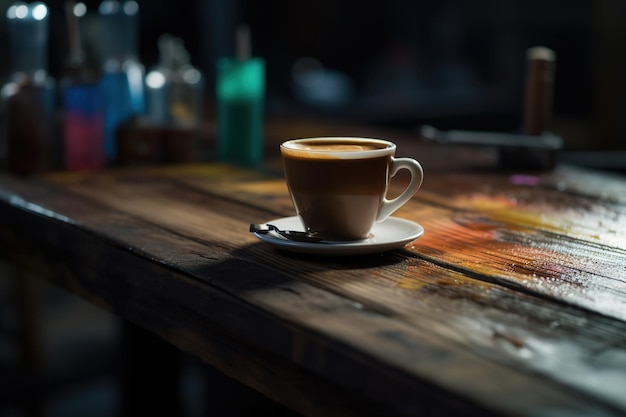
[280, 137, 423, 240]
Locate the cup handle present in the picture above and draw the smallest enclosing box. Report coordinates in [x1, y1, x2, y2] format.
[377, 157, 424, 222]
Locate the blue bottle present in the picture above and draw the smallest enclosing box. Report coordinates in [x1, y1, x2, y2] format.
[98, 0, 145, 163]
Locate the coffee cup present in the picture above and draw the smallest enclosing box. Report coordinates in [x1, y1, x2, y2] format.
[280, 137, 423, 241]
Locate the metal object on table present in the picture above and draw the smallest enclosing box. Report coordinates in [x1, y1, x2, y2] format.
[419, 46, 560, 171]
[420, 125, 563, 150]
[249, 223, 325, 243]
[419, 124, 563, 170]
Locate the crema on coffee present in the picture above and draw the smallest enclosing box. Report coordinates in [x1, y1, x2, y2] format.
[281, 138, 391, 160]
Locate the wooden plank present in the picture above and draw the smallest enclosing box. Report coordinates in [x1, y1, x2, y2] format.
[1, 169, 625, 416]
[0, 207, 387, 417]
[0, 205, 620, 417]
[406, 166, 626, 322]
[107, 163, 626, 321]
[0, 180, 505, 417]
[120, 163, 626, 321]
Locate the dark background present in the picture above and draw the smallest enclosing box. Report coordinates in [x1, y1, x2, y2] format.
[1, 0, 625, 151]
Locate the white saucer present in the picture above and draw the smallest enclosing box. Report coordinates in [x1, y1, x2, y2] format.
[252, 216, 424, 255]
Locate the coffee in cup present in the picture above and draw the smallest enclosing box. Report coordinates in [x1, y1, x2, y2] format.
[280, 137, 423, 240]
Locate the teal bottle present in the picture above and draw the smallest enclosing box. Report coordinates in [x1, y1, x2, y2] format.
[216, 25, 265, 167]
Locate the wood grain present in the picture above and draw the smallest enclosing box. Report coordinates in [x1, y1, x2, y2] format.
[1, 159, 625, 417]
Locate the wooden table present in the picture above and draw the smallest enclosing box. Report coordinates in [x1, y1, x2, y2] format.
[1, 124, 625, 417]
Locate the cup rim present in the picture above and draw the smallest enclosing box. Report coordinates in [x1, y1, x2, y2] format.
[281, 137, 395, 159]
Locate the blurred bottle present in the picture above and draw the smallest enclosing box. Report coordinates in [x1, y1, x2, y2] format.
[216, 25, 265, 167]
[0, 2, 56, 175]
[134, 34, 204, 164]
[98, 0, 145, 164]
[62, 1, 105, 171]
[145, 34, 204, 129]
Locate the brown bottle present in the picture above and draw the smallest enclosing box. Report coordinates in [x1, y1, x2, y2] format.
[1, 3, 56, 176]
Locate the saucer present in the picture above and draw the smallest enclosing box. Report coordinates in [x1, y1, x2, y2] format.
[251, 216, 424, 255]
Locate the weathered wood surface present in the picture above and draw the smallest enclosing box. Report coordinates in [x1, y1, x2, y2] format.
[1, 137, 625, 417]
